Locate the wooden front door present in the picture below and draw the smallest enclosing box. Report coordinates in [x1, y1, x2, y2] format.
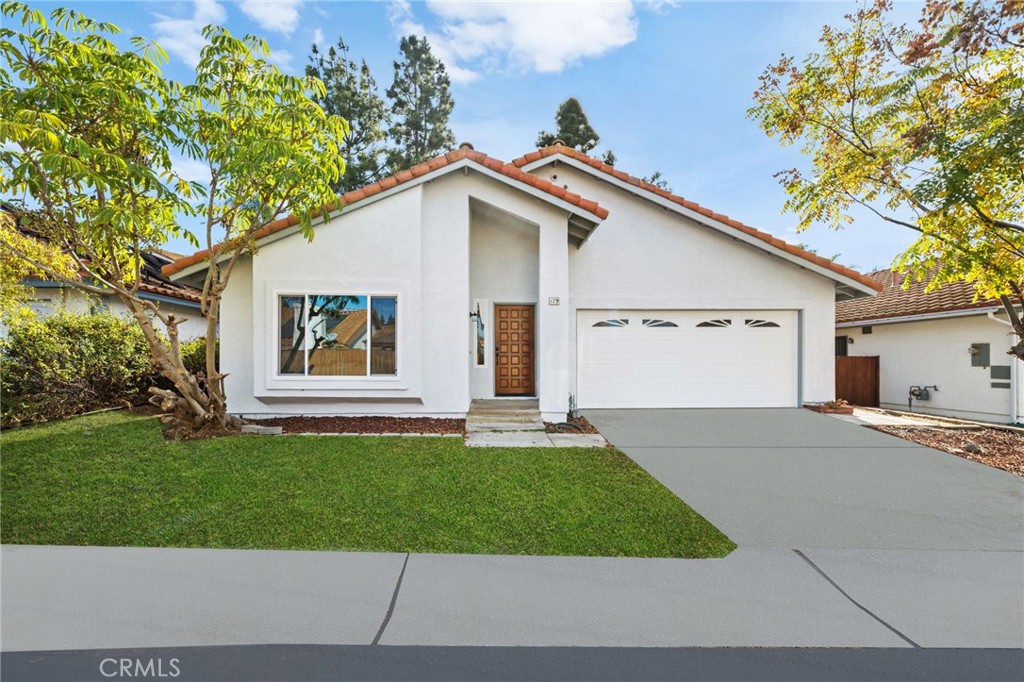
[495, 304, 535, 396]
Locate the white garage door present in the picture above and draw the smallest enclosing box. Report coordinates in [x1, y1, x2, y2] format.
[577, 310, 798, 408]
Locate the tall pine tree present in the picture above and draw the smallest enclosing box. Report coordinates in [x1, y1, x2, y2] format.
[385, 36, 455, 171]
[537, 97, 615, 165]
[307, 39, 388, 193]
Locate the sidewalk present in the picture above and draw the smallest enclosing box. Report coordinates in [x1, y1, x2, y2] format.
[3, 544, 1021, 652]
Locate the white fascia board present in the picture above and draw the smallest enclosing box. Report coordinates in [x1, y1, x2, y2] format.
[168, 158, 604, 281]
[835, 306, 1003, 328]
[520, 155, 878, 297]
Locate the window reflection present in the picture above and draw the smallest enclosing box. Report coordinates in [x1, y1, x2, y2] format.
[278, 294, 396, 377]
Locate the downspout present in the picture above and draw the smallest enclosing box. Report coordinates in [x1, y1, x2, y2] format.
[987, 311, 1020, 424]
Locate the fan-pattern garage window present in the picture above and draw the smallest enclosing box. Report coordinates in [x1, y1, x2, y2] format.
[592, 319, 629, 327]
[745, 319, 780, 328]
[642, 319, 678, 328]
[696, 319, 731, 328]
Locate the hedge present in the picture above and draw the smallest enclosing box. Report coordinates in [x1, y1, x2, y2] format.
[1, 312, 216, 426]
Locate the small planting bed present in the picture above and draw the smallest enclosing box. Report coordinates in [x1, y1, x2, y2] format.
[545, 414, 601, 434]
[873, 426, 1024, 476]
[257, 415, 464, 434]
[804, 400, 854, 415]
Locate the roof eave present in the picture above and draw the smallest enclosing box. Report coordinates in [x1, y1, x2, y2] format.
[521, 154, 880, 298]
[836, 305, 1004, 328]
[166, 157, 606, 282]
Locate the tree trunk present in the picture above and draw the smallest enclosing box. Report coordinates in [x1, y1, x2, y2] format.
[119, 292, 241, 432]
[999, 296, 1024, 361]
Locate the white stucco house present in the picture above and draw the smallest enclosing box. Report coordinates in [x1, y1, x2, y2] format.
[165, 144, 881, 421]
[836, 270, 1023, 425]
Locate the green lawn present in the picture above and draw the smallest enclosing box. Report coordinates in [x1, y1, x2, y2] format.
[0, 411, 735, 558]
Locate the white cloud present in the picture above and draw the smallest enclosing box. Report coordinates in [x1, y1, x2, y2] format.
[637, 0, 679, 13]
[171, 155, 211, 185]
[266, 47, 296, 72]
[152, 1, 227, 67]
[238, 0, 303, 36]
[387, 0, 481, 84]
[312, 27, 324, 45]
[386, 0, 654, 84]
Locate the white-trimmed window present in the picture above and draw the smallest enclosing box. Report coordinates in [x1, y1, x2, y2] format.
[278, 294, 397, 377]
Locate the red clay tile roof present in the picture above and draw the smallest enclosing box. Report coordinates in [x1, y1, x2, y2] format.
[836, 270, 1010, 324]
[137, 280, 201, 304]
[156, 248, 187, 261]
[510, 145, 883, 293]
[7, 210, 202, 304]
[163, 148, 609, 277]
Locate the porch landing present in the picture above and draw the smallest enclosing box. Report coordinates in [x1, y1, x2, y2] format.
[465, 400, 606, 448]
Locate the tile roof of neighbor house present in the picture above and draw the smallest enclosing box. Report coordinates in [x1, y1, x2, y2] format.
[328, 309, 369, 347]
[2, 203, 202, 305]
[510, 145, 883, 293]
[835, 269, 1009, 324]
[156, 248, 187, 261]
[162, 147, 610, 276]
[136, 280, 201, 304]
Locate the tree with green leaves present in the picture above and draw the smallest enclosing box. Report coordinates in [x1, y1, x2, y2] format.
[537, 97, 616, 165]
[749, 0, 1023, 358]
[537, 97, 598, 151]
[0, 205, 75, 315]
[385, 35, 454, 171]
[0, 2, 347, 430]
[307, 38, 388, 193]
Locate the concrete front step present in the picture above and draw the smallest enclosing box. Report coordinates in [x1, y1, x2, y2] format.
[467, 410, 543, 418]
[467, 410, 542, 418]
[466, 400, 545, 435]
[466, 416, 545, 426]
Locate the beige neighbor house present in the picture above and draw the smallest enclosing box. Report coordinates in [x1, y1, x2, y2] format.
[836, 269, 1023, 425]
[165, 144, 882, 421]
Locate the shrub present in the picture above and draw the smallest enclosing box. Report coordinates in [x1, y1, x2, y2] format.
[178, 336, 218, 378]
[1, 311, 154, 425]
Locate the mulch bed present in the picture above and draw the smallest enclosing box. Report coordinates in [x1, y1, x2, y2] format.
[545, 414, 601, 434]
[872, 426, 1024, 476]
[255, 415, 465, 435]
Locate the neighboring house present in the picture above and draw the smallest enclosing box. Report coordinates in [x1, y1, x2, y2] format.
[836, 270, 1023, 425]
[20, 250, 206, 340]
[2, 203, 205, 339]
[165, 144, 881, 421]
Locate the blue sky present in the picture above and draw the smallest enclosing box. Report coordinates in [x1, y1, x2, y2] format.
[42, 1, 926, 272]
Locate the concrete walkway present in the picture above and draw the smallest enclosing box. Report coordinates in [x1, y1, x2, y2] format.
[3, 543, 1021, 652]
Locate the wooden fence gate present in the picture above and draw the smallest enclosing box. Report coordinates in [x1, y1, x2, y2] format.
[836, 356, 880, 407]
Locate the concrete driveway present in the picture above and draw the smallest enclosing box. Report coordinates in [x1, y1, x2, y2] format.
[583, 408, 1024, 651]
[585, 408, 1024, 550]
